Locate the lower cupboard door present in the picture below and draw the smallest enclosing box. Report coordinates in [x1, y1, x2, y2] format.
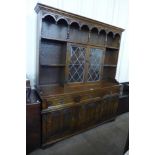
[102, 94, 119, 120]
[42, 112, 61, 144]
[95, 101, 102, 123]
[87, 102, 97, 125]
[61, 108, 75, 132]
[46, 111, 62, 139]
[110, 95, 119, 118]
[78, 102, 98, 128]
[43, 107, 76, 143]
[99, 97, 110, 121]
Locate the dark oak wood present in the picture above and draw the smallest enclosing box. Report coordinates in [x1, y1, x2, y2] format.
[104, 49, 119, 65]
[26, 89, 41, 154]
[34, 3, 125, 148]
[117, 82, 129, 115]
[26, 79, 31, 103]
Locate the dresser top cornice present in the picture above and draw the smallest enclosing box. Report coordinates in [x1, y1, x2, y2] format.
[35, 3, 124, 34]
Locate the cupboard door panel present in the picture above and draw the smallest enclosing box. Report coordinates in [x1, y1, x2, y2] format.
[62, 108, 74, 131]
[77, 101, 100, 128]
[110, 94, 119, 118]
[68, 45, 86, 83]
[46, 111, 62, 139]
[101, 94, 119, 120]
[95, 101, 102, 123]
[87, 48, 105, 82]
[86, 102, 97, 125]
[100, 96, 109, 121]
[42, 106, 78, 144]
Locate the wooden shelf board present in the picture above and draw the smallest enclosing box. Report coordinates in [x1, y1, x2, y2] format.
[103, 65, 117, 67]
[41, 36, 67, 43]
[106, 46, 119, 50]
[41, 64, 66, 67]
[41, 36, 106, 48]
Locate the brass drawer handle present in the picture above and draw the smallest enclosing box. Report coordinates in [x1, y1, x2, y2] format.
[74, 96, 81, 102]
[47, 101, 53, 107]
[88, 94, 92, 98]
[59, 98, 65, 104]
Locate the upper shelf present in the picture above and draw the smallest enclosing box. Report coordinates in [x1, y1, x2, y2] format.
[41, 14, 122, 37]
[106, 46, 119, 50]
[41, 15, 121, 47]
[40, 64, 65, 67]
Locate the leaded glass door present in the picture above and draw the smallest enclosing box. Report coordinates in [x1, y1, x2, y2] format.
[67, 44, 105, 83]
[87, 48, 105, 82]
[67, 44, 86, 83]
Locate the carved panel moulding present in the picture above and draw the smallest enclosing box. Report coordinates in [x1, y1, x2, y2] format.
[41, 14, 116, 35]
[106, 30, 121, 38]
[98, 27, 106, 33]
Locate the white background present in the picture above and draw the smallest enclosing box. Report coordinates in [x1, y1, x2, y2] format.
[26, 0, 129, 87]
[1, 0, 155, 155]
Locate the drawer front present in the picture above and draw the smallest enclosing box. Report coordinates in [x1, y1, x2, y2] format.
[42, 86, 120, 109]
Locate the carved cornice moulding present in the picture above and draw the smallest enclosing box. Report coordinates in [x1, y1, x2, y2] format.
[35, 3, 125, 36]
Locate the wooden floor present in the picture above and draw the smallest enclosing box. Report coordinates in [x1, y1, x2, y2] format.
[29, 112, 129, 155]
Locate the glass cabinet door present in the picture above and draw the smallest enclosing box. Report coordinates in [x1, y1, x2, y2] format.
[87, 48, 105, 82]
[68, 45, 86, 82]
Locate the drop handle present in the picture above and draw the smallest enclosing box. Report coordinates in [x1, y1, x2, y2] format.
[47, 101, 53, 107]
[74, 96, 81, 102]
[59, 99, 65, 104]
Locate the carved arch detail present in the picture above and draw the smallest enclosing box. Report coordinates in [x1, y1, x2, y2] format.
[107, 31, 114, 38]
[70, 21, 81, 28]
[90, 27, 99, 34]
[42, 14, 56, 23]
[57, 17, 69, 25]
[80, 24, 90, 31]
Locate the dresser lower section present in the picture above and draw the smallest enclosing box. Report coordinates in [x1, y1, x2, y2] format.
[41, 91, 119, 148]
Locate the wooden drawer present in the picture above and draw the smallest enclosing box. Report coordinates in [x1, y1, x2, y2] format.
[42, 95, 72, 109]
[42, 86, 120, 109]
